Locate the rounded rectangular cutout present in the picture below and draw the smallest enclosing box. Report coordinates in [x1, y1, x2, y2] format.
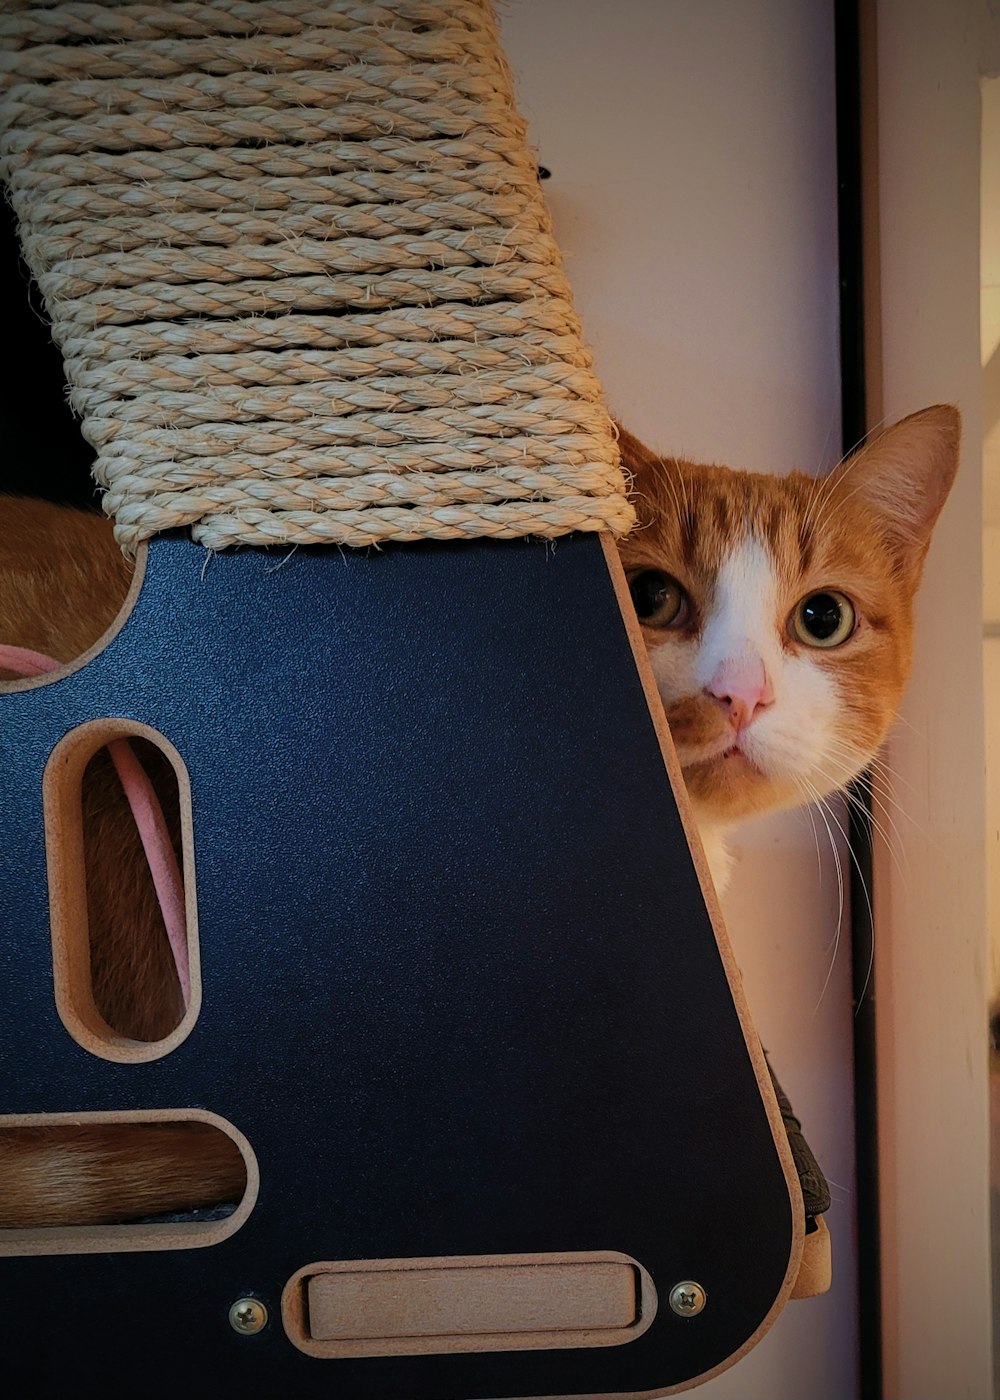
[0, 1109, 256, 1256]
[282, 1252, 657, 1358]
[44, 719, 200, 1062]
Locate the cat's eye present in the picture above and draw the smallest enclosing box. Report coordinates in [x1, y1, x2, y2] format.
[789, 590, 856, 648]
[627, 569, 689, 628]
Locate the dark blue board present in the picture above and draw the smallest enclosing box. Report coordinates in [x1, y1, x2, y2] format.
[0, 532, 794, 1398]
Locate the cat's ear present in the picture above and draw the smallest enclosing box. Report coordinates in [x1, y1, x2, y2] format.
[831, 405, 960, 575]
[614, 422, 662, 484]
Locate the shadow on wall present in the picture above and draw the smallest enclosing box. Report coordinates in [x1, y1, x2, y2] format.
[0, 193, 97, 508]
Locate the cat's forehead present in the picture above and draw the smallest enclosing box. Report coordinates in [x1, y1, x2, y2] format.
[628, 459, 867, 589]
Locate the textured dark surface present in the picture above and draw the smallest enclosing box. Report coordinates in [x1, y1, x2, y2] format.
[0, 533, 794, 1398]
[767, 1059, 831, 1219]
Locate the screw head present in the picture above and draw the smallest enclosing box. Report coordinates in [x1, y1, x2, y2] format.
[229, 1298, 268, 1334]
[669, 1280, 707, 1317]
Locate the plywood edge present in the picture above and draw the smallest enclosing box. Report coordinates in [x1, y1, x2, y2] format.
[42, 715, 201, 1063]
[281, 1251, 657, 1360]
[790, 1217, 832, 1299]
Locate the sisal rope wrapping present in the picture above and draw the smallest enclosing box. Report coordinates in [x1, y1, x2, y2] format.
[0, 0, 633, 551]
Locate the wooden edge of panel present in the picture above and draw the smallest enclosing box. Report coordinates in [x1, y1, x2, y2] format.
[42, 715, 201, 1063]
[789, 1218, 832, 1300]
[0, 541, 149, 694]
[593, 533, 806, 1392]
[0, 1107, 258, 1257]
[280, 1251, 657, 1360]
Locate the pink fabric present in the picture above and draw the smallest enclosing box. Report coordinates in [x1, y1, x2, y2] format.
[0, 643, 190, 1007]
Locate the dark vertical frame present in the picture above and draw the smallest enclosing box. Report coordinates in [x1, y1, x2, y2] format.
[835, 1, 882, 1397]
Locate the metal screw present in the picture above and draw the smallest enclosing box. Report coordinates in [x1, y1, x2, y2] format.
[229, 1298, 268, 1335]
[669, 1281, 707, 1317]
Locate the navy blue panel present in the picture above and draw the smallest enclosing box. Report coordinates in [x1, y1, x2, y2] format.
[0, 533, 793, 1398]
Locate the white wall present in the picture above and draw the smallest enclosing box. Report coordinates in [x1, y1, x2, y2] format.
[870, 2, 992, 1396]
[500, 5, 857, 1397]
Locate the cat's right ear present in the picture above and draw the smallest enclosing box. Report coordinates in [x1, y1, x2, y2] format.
[831, 404, 961, 579]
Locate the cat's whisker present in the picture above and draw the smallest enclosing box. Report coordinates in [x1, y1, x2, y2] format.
[798, 421, 876, 537]
[851, 754, 924, 813]
[823, 1175, 853, 1200]
[809, 409, 916, 537]
[797, 413, 840, 536]
[871, 732, 944, 834]
[869, 787, 940, 857]
[854, 789, 911, 871]
[826, 473, 887, 528]
[815, 411, 839, 477]
[799, 466, 833, 540]
[889, 711, 924, 739]
[802, 489, 844, 551]
[808, 470, 881, 540]
[830, 750, 942, 873]
[810, 797, 845, 958]
[813, 411, 894, 509]
[803, 411, 896, 535]
[869, 769, 923, 820]
[846, 769, 921, 843]
[820, 734, 901, 790]
[659, 471, 686, 538]
[813, 790, 877, 1015]
[869, 783, 935, 847]
[797, 797, 825, 886]
[675, 457, 693, 526]
[813, 761, 910, 883]
[813, 740, 912, 839]
[799, 425, 862, 535]
[821, 739, 930, 845]
[795, 776, 847, 1012]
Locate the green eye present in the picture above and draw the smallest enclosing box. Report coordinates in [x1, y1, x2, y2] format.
[790, 591, 856, 648]
[628, 569, 688, 628]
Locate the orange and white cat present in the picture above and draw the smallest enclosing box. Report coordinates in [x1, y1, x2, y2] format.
[0, 404, 959, 1228]
[617, 405, 959, 888]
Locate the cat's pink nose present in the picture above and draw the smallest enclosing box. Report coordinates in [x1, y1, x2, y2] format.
[705, 658, 774, 733]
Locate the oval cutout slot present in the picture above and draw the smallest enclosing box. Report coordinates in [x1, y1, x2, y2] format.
[0, 1110, 256, 1257]
[282, 1252, 657, 1358]
[44, 719, 200, 1062]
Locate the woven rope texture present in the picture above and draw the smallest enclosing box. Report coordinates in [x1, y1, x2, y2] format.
[0, 0, 633, 551]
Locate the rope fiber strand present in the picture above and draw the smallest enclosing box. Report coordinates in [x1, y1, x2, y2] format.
[0, 0, 633, 552]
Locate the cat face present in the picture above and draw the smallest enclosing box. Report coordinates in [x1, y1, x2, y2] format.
[617, 407, 960, 824]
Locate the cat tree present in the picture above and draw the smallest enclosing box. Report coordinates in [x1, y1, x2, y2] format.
[0, 3, 823, 1394]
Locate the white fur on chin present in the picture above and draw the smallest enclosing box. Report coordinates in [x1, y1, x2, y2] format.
[693, 817, 735, 893]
